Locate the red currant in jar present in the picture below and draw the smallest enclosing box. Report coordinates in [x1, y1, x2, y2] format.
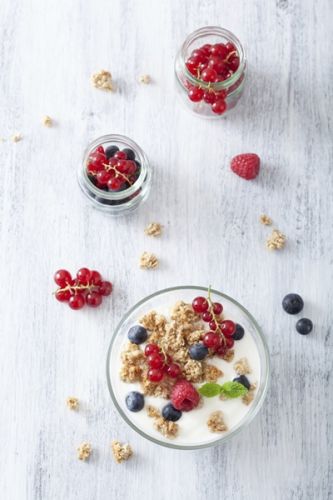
[108, 177, 124, 191]
[114, 151, 127, 160]
[68, 294, 85, 310]
[192, 296, 209, 313]
[203, 91, 217, 104]
[86, 292, 103, 307]
[203, 332, 221, 349]
[96, 170, 112, 185]
[201, 67, 217, 82]
[212, 99, 227, 115]
[144, 343, 160, 356]
[188, 87, 204, 102]
[148, 368, 164, 382]
[220, 320, 236, 337]
[166, 363, 181, 378]
[186, 57, 200, 75]
[212, 302, 223, 315]
[210, 43, 229, 59]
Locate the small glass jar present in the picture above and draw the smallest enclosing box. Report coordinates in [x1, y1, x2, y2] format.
[78, 134, 152, 215]
[175, 26, 246, 118]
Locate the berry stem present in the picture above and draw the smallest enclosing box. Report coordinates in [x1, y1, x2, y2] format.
[206, 285, 226, 345]
[54, 283, 99, 295]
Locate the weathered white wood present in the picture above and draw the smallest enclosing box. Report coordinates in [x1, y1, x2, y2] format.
[0, 0, 332, 498]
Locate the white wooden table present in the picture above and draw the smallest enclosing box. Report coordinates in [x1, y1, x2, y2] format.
[0, 0, 332, 499]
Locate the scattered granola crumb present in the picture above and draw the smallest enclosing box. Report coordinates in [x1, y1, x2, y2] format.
[77, 442, 92, 461]
[138, 74, 151, 84]
[266, 229, 286, 250]
[147, 405, 160, 418]
[222, 349, 235, 362]
[260, 214, 272, 225]
[12, 133, 22, 143]
[203, 364, 223, 382]
[207, 411, 228, 433]
[139, 251, 159, 269]
[111, 440, 133, 463]
[147, 406, 178, 437]
[234, 357, 251, 375]
[144, 222, 162, 237]
[242, 383, 257, 405]
[91, 70, 114, 92]
[66, 397, 79, 410]
[42, 115, 53, 127]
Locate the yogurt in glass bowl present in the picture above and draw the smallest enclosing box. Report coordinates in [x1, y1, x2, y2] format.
[106, 286, 270, 450]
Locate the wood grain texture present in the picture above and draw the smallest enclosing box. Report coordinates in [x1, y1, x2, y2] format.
[0, 0, 332, 499]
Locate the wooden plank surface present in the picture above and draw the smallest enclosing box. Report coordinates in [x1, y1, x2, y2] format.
[0, 0, 332, 499]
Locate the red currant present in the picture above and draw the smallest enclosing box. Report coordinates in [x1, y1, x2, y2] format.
[96, 145, 105, 154]
[203, 91, 217, 104]
[192, 296, 209, 313]
[86, 292, 102, 307]
[216, 344, 227, 357]
[98, 281, 113, 296]
[87, 162, 103, 173]
[209, 320, 218, 331]
[201, 67, 217, 82]
[54, 269, 72, 287]
[208, 56, 227, 74]
[114, 151, 127, 160]
[147, 353, 164, 369]
[188, 87, 204, 102]
[90, 270, 102, 285]
[166, 363, 181, 378]
[116, 159, 129, 174]
[212, 302, 223, 315]
[220, 320, 236, 337]
[68, 294, 85, 310]
[96, 170, 112, 185]
[201, 44, 212, 56]
[225, 42, 236, 53]
[148, 368, 164, 382]
[212, 99, 227, 115]
[191, 49, 207, 63]
[202, 311, 213, 322]
[186, 57, 200, 75]
[76, 268, 91, 284]
[126, 161, 137, 175]
[225, 337, 234, 349]
[144, 343, 160, 356]
[203, 332, 221, 349]
[108, 177, 123, 191]
[211, 43, 229, 59]
[228, 56, 240, 72]
[55, 289, 71, 302]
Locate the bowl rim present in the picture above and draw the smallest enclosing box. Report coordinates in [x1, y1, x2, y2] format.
[106, 285, 270, 450]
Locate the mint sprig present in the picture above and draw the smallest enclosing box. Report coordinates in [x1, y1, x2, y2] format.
[198, 381, 248, 399]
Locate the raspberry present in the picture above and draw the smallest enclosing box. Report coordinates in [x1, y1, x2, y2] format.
[171, 379, 200, 412]
[230, 153, 260, 180]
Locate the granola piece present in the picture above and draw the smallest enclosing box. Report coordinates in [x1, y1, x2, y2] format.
[66, 397, 79, 410]
[77, 442, 92, 461]
[154, 417, 178, 438]
[242, 383, 257, 405]
[207, 411, 228, 433]
[120, 343, 145, 382]
[266, 229, 286, 250]
[160, 324, 185, 353]
[139, 311, 166, 344]
[138, 74, 151, 84]
[12, 133, 22, 142]
[222, 349, 235, 362]
[146, 405, 160, 418]
[42, 115, 53, 127]
[144, 222, 162, 237]
[91, 70, 114, 92]
[111, 440, 133, 463]
[171, 301, 200, 326]
[184, 329, 205, 344]
[172, 347, 189, 364]
[139, 251, 159, 269]
[260, 214, 272, 225]
[141, 373, 173, 398]
[234, 357, 251, 375]
[182, 359, 203, 383]
[203, 363, 223, 382]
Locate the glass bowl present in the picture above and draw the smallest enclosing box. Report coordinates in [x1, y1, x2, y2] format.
[106, 286, 270, 450]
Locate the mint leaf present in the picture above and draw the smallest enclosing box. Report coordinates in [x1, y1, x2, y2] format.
[198, 383, 222, 397]
[220, 381, 248, 399]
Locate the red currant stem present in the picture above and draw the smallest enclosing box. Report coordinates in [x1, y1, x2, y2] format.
[223, 50, 237, 63]
[54, 283, 99, 295]
[102, 163, 133, 185]
[206, 286, 226, 345]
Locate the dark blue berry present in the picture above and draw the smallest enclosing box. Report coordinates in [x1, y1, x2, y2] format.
[232, 324, 245, 340]
[188, 342, 208, 360]
[296, 318, 313, 335]
[125, 391, 145, 412]
[128, 325, 148, 344]
[122, 148, 135, 160]
[105, 145, 119, 159]
[162, 403, 182, 422]
[282, 293, 304, 314]
[233, 375, 251, 390]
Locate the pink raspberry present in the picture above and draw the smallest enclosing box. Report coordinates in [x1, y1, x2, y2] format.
[171, 380, 200, 411]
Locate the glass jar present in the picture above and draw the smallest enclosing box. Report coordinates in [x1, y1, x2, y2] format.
[78, 134, 152, 216]
[175, 26, 246, 118]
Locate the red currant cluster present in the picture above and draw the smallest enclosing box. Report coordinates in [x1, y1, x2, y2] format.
[185, 42, 240, 115]
[144, 343, 181, 382]
[54, 268, 113, 310]
[87, 145, 140, 192]
[192, 295, 236, 356]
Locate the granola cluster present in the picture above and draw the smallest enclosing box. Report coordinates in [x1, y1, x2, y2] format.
[91, 70, 114, 92]
[144, 222, 162, 237]
[138, 74, 151, 84]
[259, 214, 272, 225]
[266, 229, 286, 250]
[139, 252, 159, 269]
[207, 411, 228, 433]
[234, 357, 251, 375]
[77, 442, 92, 461]
[147, 406, 178, 438]
[42, 115, 53, 127]
[111, 440, 133, 463]
[66, 397, 79, 410]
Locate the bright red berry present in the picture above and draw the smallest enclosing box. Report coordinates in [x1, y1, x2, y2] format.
[228, 56, 240, 72]
[68, 294, 85, 310]
[147, 353, 164, 369]
[201, 67, 217, 82]
[90, 270, 102, 285]
[144, 343, 160, 356]
[54, 269, 72, 287]
[86, 292, 102, 307]
[96, 170, 112, 185]
[230, 153, 260, 180]
[202, 311, 213, 322]
[211, 43, 229, 59]
[203, 332, 221, 349]
[225, 42, 236, 53]
[188, 87, 204, 102]
[201, 44, 212, 56]
[212, 302, 223, 315]
[212, 99, 227, 115]
[192, 296, 209, 313]
[186, 57, 200, 75]
[215, 344, 227, 357]
[166, 363, 181, 378]
[148, 368, 164, 382]
[171, 379, 200, 411]
[55, 289, 71, 302]
[208, 56, 228, 75]
[98, 281, 113, 296]
[220, 320, 236, 337]
[225, 337, 235, 348]
[76, 268, 91, 284]
[108, 177, 124, 191]
[114, 151, 127, 160]
[209, 320, 218, 331]
[203, 91, 217, 104]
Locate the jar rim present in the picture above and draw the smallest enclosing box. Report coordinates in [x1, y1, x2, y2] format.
[178, 26, 246, 91]
[81, 134, 150, 201]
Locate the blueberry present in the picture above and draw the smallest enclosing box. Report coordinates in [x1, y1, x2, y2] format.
[125, 391, 145, 412]
[128, 325, 148, 344]
[233, 375, 251, 390]
[296, 318, 313, 335]
[188, 343, 208, 360]
[232, 324, 245, 341]
[105, 145, 119, 159]
[122, 148, 135, 160]
[282, 293, 304, 314]
[162, 403, 182, 422]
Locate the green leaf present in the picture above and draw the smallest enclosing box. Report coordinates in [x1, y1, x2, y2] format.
[198, 383, 222, 397]
[220, 381, 248, 399]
